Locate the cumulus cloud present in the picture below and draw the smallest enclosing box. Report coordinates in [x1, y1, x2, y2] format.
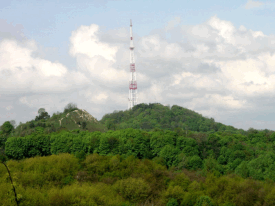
[0, 39, 89, 94]
[70, 24, 130, 86]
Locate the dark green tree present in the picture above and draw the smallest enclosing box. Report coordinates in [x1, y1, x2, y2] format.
[0, 121, 14, 136]
[166, 198, 178, 206]
[35, 108, 50, 121]
[63, 102, 78, 113]
[195, 196, 213, 206]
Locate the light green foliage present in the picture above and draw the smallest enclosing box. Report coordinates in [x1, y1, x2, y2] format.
[168, 172, 190, 191]
[6, 153, 79, 188]
[113, 177, 150, 203]
[161, 185, 185, 204]
[265, 187, 275, 206]
[1, 153, 275, 205]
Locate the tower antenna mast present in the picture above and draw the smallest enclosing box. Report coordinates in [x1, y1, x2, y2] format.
[128, 19, 137, 109]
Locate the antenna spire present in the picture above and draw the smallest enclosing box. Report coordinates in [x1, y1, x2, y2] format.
[128, 19, 137, 110]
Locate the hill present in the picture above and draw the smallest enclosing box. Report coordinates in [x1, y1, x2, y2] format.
[100, 103, 246, 134]
[13, 108, 107, 137]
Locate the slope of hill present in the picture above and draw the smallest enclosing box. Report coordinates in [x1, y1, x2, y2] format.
[14, 108, 107, 137]
[100, 103, 245, 134]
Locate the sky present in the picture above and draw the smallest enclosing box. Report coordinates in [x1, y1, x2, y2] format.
[1, 0, 275, 130]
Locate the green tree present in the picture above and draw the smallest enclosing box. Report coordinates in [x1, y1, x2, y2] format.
[187, 155, 203, 170]
[63, 102, 78, 113]
[0, 121, 14, 136]
[159, 145, 179, 167]
[195, 196, 214, 206]
[35, 108, 50, 121]
[166, 198, 178, 206]
[113, 177, 150, 203]
[98, 135, 110, 155]
[235, 161, 249, 178]
[38, 108, 46, 116]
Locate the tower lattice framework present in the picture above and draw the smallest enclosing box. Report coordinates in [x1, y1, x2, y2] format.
[128, 19, 137, 109]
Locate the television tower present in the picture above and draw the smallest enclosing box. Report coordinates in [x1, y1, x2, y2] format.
[128, 19, 137, 109]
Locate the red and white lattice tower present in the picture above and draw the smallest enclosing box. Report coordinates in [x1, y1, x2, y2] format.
[128, 19, 137, 109]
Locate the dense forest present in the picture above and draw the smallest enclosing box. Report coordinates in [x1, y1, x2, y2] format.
[0, 103, 275, 205]
[100, 103, 248, 134]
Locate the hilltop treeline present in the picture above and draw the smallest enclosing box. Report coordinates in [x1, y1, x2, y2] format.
[100, 103, 246, 134]
[0, 102, 106, 142]
[1, 153, 275, 206]
[5, 128, 275, 182]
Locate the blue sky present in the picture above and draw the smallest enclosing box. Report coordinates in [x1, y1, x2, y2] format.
[1, 0, 275, 130]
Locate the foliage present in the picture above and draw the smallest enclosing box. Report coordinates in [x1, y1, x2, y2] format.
[4, 127, 275, 184]
[113, 177, 150, 203]
[195, 196, 214, 206]
[35, 108, 50, 121]
[1, 153, 275, 205]
[100, 103, 244, 134]
[10, 108, 106, 138]
[166, 198, 178, 206]
[0, 121, 14, 136]
[63, 102, 78, 113]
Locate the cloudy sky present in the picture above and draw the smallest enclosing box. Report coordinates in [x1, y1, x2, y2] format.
[1, 0, 275, 130]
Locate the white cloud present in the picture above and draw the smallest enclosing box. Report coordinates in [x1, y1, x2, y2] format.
[188, 94, 247, 110]
[215, 53, 275, 96]
[70, 24, 118, 62]
[70, 24, 130, 86]
[245, 0, 264, 9]
[0, 39, 89, 94]
[207, 16, 236, 44]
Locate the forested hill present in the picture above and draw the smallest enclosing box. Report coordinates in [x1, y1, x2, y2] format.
[12, 105, 106, 137]
[100, 103, 245, 134]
